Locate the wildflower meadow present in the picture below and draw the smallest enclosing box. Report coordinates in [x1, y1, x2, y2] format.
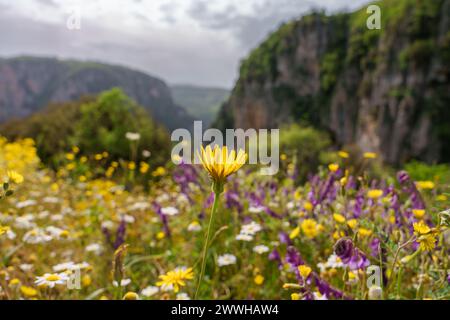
[0, 135, 448, 301]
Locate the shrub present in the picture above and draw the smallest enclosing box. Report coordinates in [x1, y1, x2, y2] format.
[279, 124, 331, 180]
[74, 88, 170, 165]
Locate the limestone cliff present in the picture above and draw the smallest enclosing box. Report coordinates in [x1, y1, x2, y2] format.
[215, 0, 449, 165]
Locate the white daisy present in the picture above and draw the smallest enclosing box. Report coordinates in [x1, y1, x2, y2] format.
[113, 278, 131, 287]
[248, 206, 265, 213]
[241, 221, 262, 235]
[23, 228, 52, 244]
[141, 286, 159, 297]
[253, 245, 270, 254]
[236, 233, 253, 241]
[85, 243, 103, 254]
[125, 132, 141, 141]
[187, 221, 201, 232]
[35, 273, 68, 288]
[176, 292, 190, 300]
[161, 206, 179, 216]
[217, 254, 237, 267]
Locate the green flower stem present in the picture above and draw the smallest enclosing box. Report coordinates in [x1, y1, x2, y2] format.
[195, 188, 221, 299]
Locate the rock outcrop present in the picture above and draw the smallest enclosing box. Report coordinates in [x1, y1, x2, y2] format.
[216, 0, 449, 164]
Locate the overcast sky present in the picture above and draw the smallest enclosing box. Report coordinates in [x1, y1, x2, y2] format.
[0, 0, 371, 88]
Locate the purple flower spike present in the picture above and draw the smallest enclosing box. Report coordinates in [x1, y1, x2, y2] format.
[397, 170, 410, 184]
[334, 237, 354, 261]
[334, 237, 370, 270]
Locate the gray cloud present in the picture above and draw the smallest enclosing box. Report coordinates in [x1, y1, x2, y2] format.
[36, 0, 58, 7]
[0, 0, 372, 87]
[0, 8, 239, 87]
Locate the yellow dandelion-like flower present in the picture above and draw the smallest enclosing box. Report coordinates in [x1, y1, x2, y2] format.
[338, 151, 349, 159]
[291, 293, 301, 300]
[328, 163, 339, 172]
[358, 228, 373, 237]
[303, 201, 313, 212]
[20, 286, 38, 298]
[156, 267, 194, 293]
[198, 145, 247, 192]
[413, 221, 438, 251]
[347, 219, 358, 229]
[298, 265, 312, 278]
[0, 225, 10, 236]
[333, 213, 346, 224]
[413, 221, 431, 235]
[363, 152, 377, 159]
[367, 189, 383, 199]
[7, 170, 24, 184]
[301, 219, 318, 239]
[415, 181, 435, 190]
[289, 226, 300, 239]
[254, 275, 264, 285]
[412, 209, 426, 219]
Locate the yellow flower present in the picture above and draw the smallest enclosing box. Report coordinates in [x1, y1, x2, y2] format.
[298, 265, 312, 278]
[338, 151, 349, 159]
[328, 163, 339, 172]
[198, 145, 247, 191]
[367, 189, 383, 199]
[413, 221, 437, 251]
[7, 170, 24, 184]
[389, 215, 396, 224]
[79, 175, 87, 182]
[358, 228, 373, 237]
[347, 219, 358, 229]
[82, 274, 92, 287]
[301, 219, 318, 239]
[303, 201, 313, 212]
[140, 162, 150, 174]
[156, 267, 194, 293]
[123, 292, 139, 300]
[65, 153, 75, 160]
[254, 275, 264, 285]
[66, 162, 76, 171]
[128, 162, 136, 170]
[152, 166, 166, 177]
[413, 221, 431, 235]
[280, 153, 287, 161]
[289, 226, 300, 239]
[72, 146, 80, 154]
[333, 213, 346, 224]
[291, 293, 301, 300]
[94, 154, 103, 161]
[9, 278, 20, 286]
[20, 286, 38, 298]
[415, 181, 435, 190]
[0, 225, 10, 236]
[363, 152, 377, 159]
[436, 194, 447, 201]
[156, 231, 165, 240]
[412, 209, 425, 219]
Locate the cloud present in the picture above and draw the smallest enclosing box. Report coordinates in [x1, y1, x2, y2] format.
[36, 0, 58, 7]
[0, 0, 373, 87]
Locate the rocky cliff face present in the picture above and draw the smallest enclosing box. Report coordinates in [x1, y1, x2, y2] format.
[217, 0, 450, 165]
[0, 57, 193, 131]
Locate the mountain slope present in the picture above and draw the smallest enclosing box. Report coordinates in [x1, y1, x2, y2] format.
[170, 84, 229, 126]
[215, 0, 450, 165]
[0, 56, 194, 131]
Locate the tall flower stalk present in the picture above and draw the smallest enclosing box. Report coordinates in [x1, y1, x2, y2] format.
[195, 145, 247, 299]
